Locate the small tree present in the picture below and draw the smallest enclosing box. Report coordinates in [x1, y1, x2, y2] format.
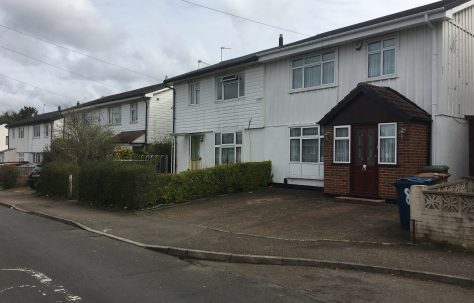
[48, 114, 116, 164]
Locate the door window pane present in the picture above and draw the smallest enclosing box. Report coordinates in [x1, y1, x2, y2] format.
[355, 129, 364, 166]
[367, 129, 375, 166]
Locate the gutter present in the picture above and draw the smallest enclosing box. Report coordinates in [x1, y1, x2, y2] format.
[258, 7, 447, 61]
[164, 82, 177, 174]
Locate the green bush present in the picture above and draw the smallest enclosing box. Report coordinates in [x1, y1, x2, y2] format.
[0, 167, 20, 189]
[37, 162, 80, 198]
[78, 161, 172, 209]
[162, 161, 272, 203]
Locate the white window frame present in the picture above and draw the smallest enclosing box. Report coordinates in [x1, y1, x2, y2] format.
[33, 152, 41, 163]
[190, 82, 200, 105]
[214, 132, 243, 165]
[44, 123, 50, 137]
[378, 123, 397, 165]
[291, 50, 337, 91]
[367, 37, 397, 79]
[333, 125, 351, 164]
[18, 152, 24, 162]
[289, 126, 324, 164]
[108, 106, 121, 125]
[216, 72, 245, 101]
[130, 103, 138, 123]
[18, 127, 24, 139]
[33, 125, 40, 138]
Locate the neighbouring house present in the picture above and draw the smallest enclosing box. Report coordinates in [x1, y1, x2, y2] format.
[0, 122, 11, 162]
[164, 0, 473, 199]
[4, 111, 63, 164]
[62, 83, 173, 151]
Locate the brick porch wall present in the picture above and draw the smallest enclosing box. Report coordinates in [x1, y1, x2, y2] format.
[323, 122, 429, 199]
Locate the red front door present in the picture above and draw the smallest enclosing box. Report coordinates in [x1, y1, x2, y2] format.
[351, 126, 378, 197]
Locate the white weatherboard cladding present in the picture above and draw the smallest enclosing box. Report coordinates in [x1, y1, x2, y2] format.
[174, 65, 264, 134]
[0, 124, 7, 151]
[264, 26, 434, 127]
[440, 8, 474, 117]
[148, 89, 173, 142]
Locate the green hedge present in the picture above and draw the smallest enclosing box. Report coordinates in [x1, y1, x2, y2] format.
[162, 161, 272, 203]
[0, 167, 20, 189]
[78, 161, 171, 209]
[37, 162, 80, 198]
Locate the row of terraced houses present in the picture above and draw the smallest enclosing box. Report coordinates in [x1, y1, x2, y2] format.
[2, 0, 474, 199]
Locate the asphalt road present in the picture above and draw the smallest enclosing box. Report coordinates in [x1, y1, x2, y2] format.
[0, 206, 317, 303]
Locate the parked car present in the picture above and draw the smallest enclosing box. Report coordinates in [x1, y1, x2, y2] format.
[27, 165, 42, 189]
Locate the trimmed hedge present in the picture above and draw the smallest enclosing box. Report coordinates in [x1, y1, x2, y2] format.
[162, 161, 272, 203]
[37, 162, 79, 198]
[78, 161, 171, 209]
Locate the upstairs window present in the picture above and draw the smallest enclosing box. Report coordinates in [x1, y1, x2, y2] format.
[190, 82, 200, 105]
[292, 51, 336, 90]
[19, 127, 24, 139]
[130, 103, 138, 123]
[368, 38, 396, 78]
[108, 106, 121, 125]
[215, 132, 242, 165]
[44, 124, 50, 137]
[33, 125, 40, 138]
[216, 73, 244, 101]
[289, 126, 324, 163]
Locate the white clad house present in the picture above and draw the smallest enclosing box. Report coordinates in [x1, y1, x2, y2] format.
[62, 83, 173, 150]
[165, 0, 474, 199]
[4, 111, 63, 164]
[0, 123, 10, 162]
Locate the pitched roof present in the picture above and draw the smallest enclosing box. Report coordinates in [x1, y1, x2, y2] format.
[164, 0, 469, 83]
[319, 83, 431, 125]
[67, 83, 167, 111]
[6, 111, 62, 128]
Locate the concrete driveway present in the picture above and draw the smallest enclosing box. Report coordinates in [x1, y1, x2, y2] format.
[151, 187, 407, 244]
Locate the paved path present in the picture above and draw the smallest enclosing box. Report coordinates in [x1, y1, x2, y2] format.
[1, 187, 473, 282]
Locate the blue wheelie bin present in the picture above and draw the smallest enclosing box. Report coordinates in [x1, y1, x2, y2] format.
[393, 176, 434, 230]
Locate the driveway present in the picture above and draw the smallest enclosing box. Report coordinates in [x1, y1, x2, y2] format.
[150, 187, 407, 244]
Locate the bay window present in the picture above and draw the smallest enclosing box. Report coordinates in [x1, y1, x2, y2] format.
[215, 132, 242, 165]
[378, 123, 397, 164]
[334, 126, 350, 163]
[289, 126, 324, 163]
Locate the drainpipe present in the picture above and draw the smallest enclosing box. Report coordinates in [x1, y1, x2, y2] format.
[144, 96, 149, 151]
[164, 82, 176, 174]
[425, 13, 438, 165]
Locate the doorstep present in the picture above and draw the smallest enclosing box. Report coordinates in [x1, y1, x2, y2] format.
[335, 196, 386, 206]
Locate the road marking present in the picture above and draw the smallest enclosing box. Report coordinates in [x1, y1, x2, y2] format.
[0, 268, 82, 302]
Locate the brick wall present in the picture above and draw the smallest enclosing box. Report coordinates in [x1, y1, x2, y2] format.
[323, 122, 429, 199]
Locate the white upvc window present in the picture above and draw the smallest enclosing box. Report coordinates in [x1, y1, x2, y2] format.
[33, 153, 41, 163]
[333, 126, 351, 164]
[368, 38, 396, 78]
[291, 50, 336, 90]
[190, 82, 200, 105]
[44, 123, 50, 137]
[215, 132, 242, 165]
[33, 125, 40, 138]
[18, 152, 24, 162]
[378, 123, 397, 164]
[130, 103, 138, 123]
[108, 106, 121, 125]
[216, 73, 244, 101]
[289, 126, 324, 163]
[18, 127, 24, 139]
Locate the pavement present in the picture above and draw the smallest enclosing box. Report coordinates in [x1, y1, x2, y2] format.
[1, 186, 473, 287]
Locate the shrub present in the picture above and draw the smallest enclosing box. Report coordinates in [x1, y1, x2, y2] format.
[0, 167, 20, 189]
[162, 161, 272, 203]
[37, 162, 80, 198]
[78, 161, 172, 209]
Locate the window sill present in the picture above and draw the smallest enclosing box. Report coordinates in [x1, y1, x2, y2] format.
[215, 97, 245, 103]
[188, 103, 200, 107]
[32, 137, 40, 139]
[290, 83, 338, 94]
[367, 74, 398, 82]
[130, 121, 138, 124]
[290, 162, 323, 165]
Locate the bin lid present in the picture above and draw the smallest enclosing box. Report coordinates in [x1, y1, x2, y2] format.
[395, 176, 433, 185]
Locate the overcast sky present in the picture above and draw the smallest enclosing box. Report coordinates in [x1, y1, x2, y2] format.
[0, 0, 435, 114]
